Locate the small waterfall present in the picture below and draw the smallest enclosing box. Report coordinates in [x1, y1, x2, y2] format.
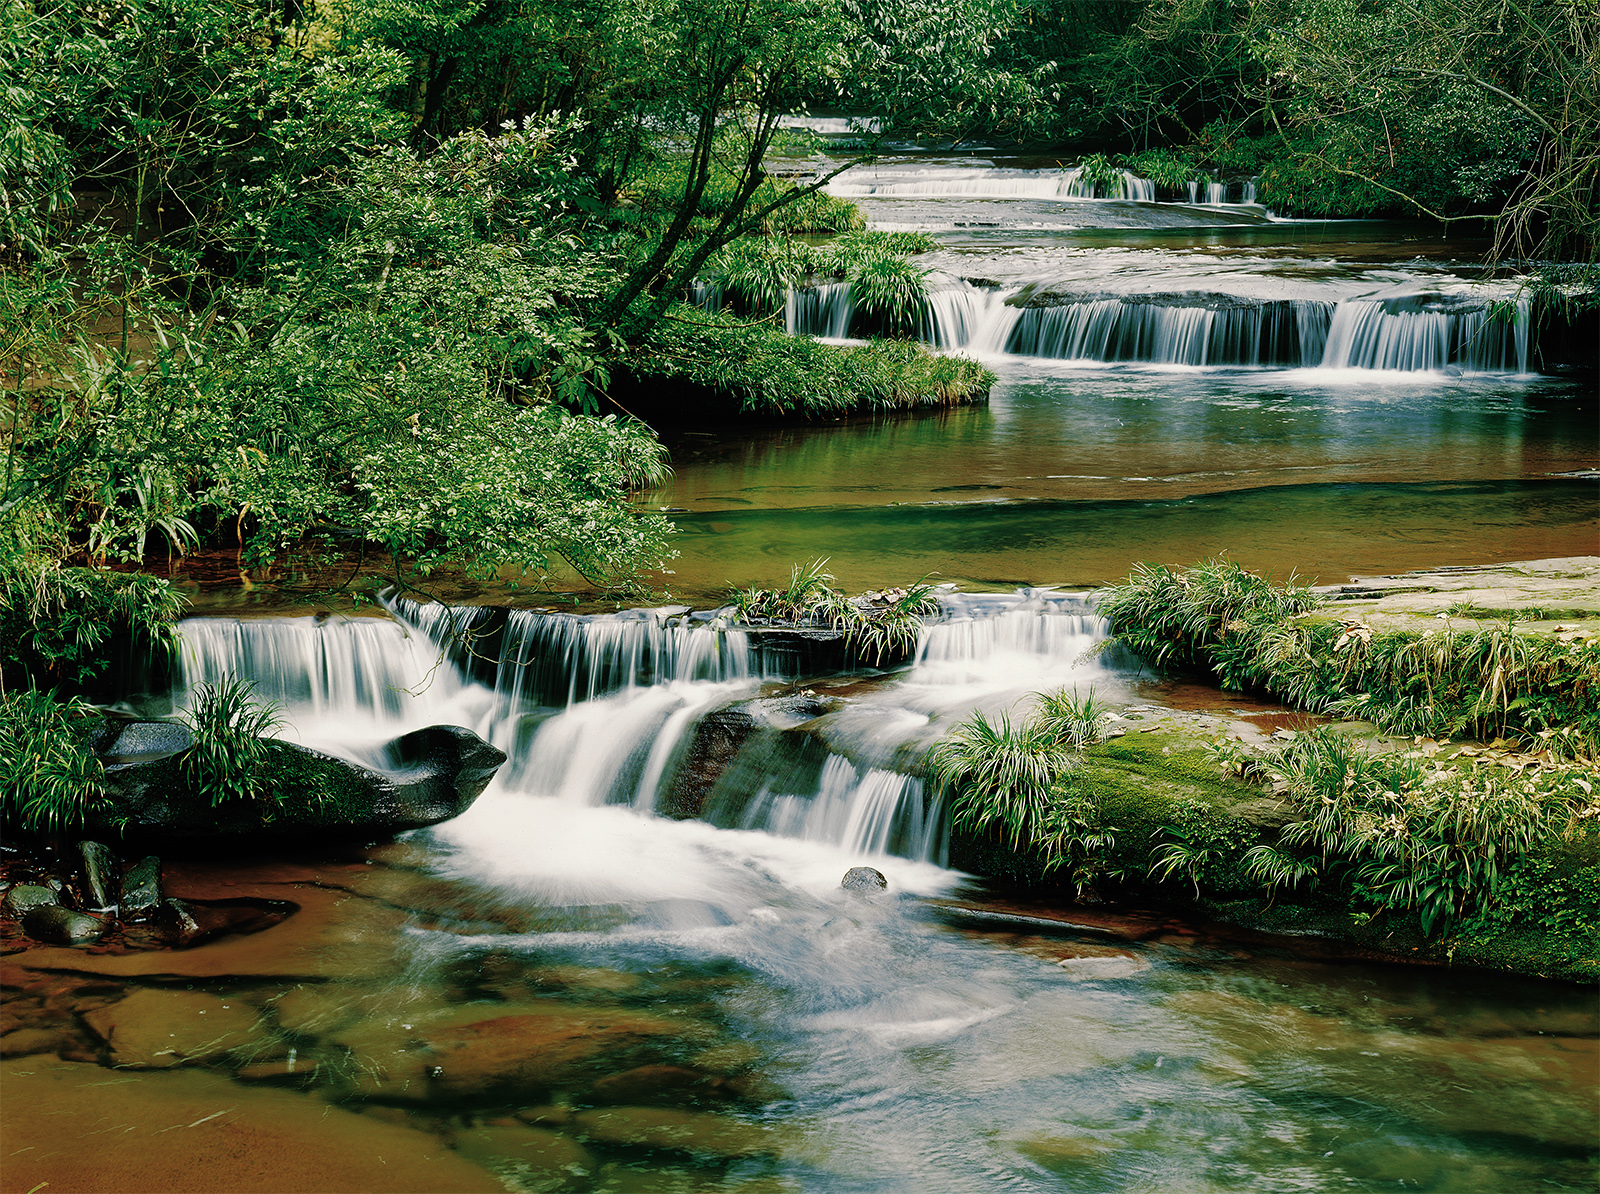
[1186, 179, 1258, 205]
[828, 165, 1157, 201]
[175, 616, 464, 720]
[1004, 299, 1329, 366]
[786, 280, 854, 338]
[1120, 172, 1155, 202]
[1319, 297, 1530, 373]
[689, 278, 724, 314]
[906, 592, 1113, 694]
[735, 756, 947, 864]
[919, 284, 1017, 349]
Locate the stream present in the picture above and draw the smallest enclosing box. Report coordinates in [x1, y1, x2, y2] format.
[9, 152, 1595, 1194]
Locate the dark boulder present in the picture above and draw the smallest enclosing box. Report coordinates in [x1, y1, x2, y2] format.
[22, 906, 106, 945]
[90, 722, 505, 849]
[2, 884, 60, 917]
[657, 710, 758, 820]
[120, 856, 163, 916]
[79, 840, 119, 909]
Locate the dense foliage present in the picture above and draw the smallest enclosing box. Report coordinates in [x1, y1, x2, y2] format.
[728, 558, 940, 663]
[1098, 559, 1600, 753]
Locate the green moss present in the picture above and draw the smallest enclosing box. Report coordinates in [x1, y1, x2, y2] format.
[114, 741, 376, 828]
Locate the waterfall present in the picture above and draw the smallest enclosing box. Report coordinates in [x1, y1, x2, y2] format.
[827, 165, 1158, 201]
[919, 285, 1017, 350]
[1004, 299, 1329, 366]
[733, 756, 947, 865]
[1319, 297, 1530, 373]
[786, 281, 854, 337]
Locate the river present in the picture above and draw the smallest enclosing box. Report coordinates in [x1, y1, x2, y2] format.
[7, 152, 1595, 1194]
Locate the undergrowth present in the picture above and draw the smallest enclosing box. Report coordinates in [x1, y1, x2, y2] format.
[729, 558, 939, 664]
[1096, 559, 1600, 754]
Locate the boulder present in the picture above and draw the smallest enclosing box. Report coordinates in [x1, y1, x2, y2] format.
[121, 855, 163, 915]
[841, 866, 888, 894]
[589, 1064, 735, 1107]
[22, 906, 105, 945]
[90, 722, 505, 848]
[657, 709, 758, 819]
[79, 840, 119, 908]
[3, 884, 60, 917]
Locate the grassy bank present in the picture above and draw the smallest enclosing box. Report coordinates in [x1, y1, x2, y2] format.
[932, 560, 1600, 981]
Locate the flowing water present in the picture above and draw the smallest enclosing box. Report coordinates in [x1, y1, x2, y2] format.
[651, 153, 1595, 599]
[19, 151, 1595, 1194]
[104, 598, 1593, 1192]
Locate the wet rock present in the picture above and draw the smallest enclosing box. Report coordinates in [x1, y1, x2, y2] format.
[153, 897, 294, 948]
[327, 1019, 438, 1103]
[2, 884, 60, 918]
[424, 1009, 706, 1103]
[515, 1104, 574, 1128]
[93, 722, 506, 848]
[79, 840, 119, 908]
[22, 906, 105, 945]
[121, 856, 163, 916]
[690, 1042, 765, 1074]
[452, 1125, 594, 1190]
[571, 1106, 781, 1158]
[589, 1064, 735, 1107]
[3, 1057, 503, 1194]
[0, 1028, 67, 1058]
[82, 987, 278, 1068]
[658, 709, 759, 819]
[841, 866, 888, 894]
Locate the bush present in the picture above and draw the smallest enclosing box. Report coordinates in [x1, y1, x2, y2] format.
[180, 678, 285, 807]
[0, 689, 108, 832]
[729, 558, 939, 663]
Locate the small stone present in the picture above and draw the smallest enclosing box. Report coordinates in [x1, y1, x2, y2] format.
[235, 1058, 320, 1086]
[514, 1105, 573, 1128]
[2, 884, 60, 918]
[841, 867, 888, 894]
[78, 840, 119, 909]
[21, 906, 105, 946]
[120, 856, 163, 916]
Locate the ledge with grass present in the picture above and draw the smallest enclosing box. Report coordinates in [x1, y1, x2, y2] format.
[929, 558, 1600, 982]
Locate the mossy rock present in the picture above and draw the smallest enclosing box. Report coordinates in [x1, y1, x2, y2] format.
[88, 723, 505, 850]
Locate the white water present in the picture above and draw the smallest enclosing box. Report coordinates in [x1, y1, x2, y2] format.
[174, 593, 1116, 869]
[778, 278, 1532, 373]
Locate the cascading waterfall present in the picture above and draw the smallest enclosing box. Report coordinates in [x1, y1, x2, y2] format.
[781, 275, 1532, 374]
[1321, 297, 1530, 373]
[828, 165, 1159, 201]
[1004, 298, 1330, 367]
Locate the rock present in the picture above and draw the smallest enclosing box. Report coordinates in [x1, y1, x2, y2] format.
[451, 1125, 594, 1190]
[841, 866, 888, 894]
[3, 884, 60, 917]
[234, 1058, 320, 1087]
[571, 1107, 781, 1158]
[0, 1028, 67, 1057]
[589, 1064, 735, 1107]
[657, 709, 759, 819]
[95, 719, 193, 762]
[154, 897, 293, 948]
[2, 1056, 503, 1193]
[81, 988, 278, 1068]
[22, 906, 105, 945]
[424, 1009, 704, 1103]
[93, 722, 506, 847]
[121, 855, 163, 916]
[79, 840, 119, 908]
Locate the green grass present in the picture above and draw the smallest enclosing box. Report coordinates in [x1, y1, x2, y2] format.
[729, 559, 939, 664]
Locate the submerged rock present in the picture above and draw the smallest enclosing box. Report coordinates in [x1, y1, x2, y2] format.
[82, 988, 277, 1068]
[571, 1106, 781, 1158]
[451, 1125, 594, 1190]
[3, 884, 60, 918]
[90, 722, 505, 848]
[841, 866, 888, 894]
[21, 906, 105, 946]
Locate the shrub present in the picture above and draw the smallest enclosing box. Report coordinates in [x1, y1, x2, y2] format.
[0, 689, 109, 832]
[729, 559, 939, 663]
[180, 678, 285, 807]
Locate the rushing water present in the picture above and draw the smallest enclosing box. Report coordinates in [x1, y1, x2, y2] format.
[655, 154, 1595, 599]
[143, 599, 1600, 1193]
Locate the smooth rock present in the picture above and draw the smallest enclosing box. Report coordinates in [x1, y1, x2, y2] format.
[0, 1027, 67, 1057]
[589, 1064, 734, 1107]
[121, 855, 163, 915]
[79, 839, 119, 908]
[82, 987, 277, 1068]
[571, 1106, 781, 1157]
[841, 866, 888, 894]
[452, 1124, 594, 1190]
[22, 905, 105, 945]
[2, 1056, 502, 1193]
[425, 1009, 705, 1103]
[3, 883, 60, 917]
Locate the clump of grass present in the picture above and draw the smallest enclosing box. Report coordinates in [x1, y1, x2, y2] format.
[847, 250, 931, 338]
[1119, 148, 1199, 191]
[180, 677, 285, 806]
[1076, 152, 1122, 193]
[1235, 726, 1597, 935]
[0, 689, 108, 831]
[1096, 559, 1600, 753]
[730, 560, 940, 663]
